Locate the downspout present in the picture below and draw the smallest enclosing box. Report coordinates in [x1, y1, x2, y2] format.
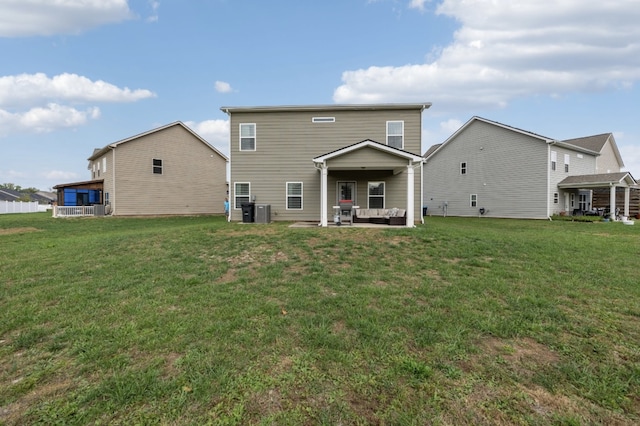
[420, 158, 425, 225]
[111, 145, 116, 215]
[222, 108, 232, 222]
[546, 141, 554, 220]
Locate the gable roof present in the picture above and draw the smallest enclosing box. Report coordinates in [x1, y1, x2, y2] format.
[557, 172, 637, 188]
[424, 116, 556, 160]
[312, 139, 424, 164]
[561, 133, 624, 168]
[87, 121, 228, 162]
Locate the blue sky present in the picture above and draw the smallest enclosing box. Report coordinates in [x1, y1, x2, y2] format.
[1, 0, 640, 191]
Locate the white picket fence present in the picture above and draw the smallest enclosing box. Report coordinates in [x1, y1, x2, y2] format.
[0, 200, 46, 214]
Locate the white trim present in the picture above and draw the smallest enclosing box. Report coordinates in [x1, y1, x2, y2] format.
[386, 120, 404, 149]
[233, 182, 251, 209]
[470, 194, 477, 207]
[239, 123, 256, 151]
[367, 181, 385, 209]
[313, 139, 423, 163]
[312, 117, 335, 123]
[286, 181, 303, 210]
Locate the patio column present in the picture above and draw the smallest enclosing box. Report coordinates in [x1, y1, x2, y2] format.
[320, 164, 328, 227]
[406, 164, 414, 227]
[610, 185, 617, 220]
[624, 187, 630, 217]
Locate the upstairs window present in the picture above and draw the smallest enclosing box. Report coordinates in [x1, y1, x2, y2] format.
[551, 151, 557, 171]
[387, 121, 404, 149]
[564, 154, 570, 173]
[103, 157, 107, 174]
[153, 159, 163, 174]
[286, 182, 303, 210]
[240, 123, 256, 151]
[461, 162, 467, 175]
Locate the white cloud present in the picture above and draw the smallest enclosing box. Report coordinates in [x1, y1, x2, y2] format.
[185, 119, 230, 157]
[214, 81, 233, 94]
[0, 104, 101, 136]
[0, 73, 154, 136]
[409, 0, 429, 12]
[0, 0, 132, 37]
[0, 73, 156, 108]
[619, 144, 640, 176]
[44, 170, 81, 181]
[334, 0, 640, 113]
[146, 1, 160, 23]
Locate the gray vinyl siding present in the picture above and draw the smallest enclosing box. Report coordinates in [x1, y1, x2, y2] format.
[110, 125, 227, 216]
[597, 139, 622, 174]
[424, 120, 549, 219]
[229, 108, 423, 222]
[549, 147, 597, 215]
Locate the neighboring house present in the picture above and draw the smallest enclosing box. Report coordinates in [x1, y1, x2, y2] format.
[423, 116, 637, 219]
[54, 122, 228, 216]
[0, 188, 54, 204]
[221, 103, 431, 227]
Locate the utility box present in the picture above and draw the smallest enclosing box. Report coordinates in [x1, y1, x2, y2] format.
[94, 204, 105, 216]
[255, 204, 271, 223]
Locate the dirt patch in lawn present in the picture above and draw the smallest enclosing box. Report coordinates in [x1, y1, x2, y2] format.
[0, 227, 40, 236]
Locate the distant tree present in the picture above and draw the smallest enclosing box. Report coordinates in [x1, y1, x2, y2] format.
[0, 183, 21, 191]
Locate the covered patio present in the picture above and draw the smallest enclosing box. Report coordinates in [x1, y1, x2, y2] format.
[312, 139, 424, 228]
[558, 172, 638, 219]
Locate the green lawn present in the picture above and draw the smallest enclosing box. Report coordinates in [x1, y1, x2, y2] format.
[1, 213, 639, 425]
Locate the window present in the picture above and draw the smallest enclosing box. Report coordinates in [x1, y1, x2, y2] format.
[234, 183, 250, 209]
[368, 182, 385, 208]
[103, 158, 107, 174]
[153, 158, 163, 174]
[240, 123, 256, 151]
[564, 154, 570, 173]
[387, 121, 404, 149]
[312, 117, 335, 123]
[461, 162, 467, 175]
[553, 192, 559, 204]
[286, 182, 303, 210]
[571, 193, 575, 208]
[551, 151, 557, 171]
[92, 163, 96, 179]
[470, 194, 477, 207]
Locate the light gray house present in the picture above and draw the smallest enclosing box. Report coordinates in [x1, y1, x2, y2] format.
[55, 122, 228, 216]
[221, 103, 431, 227]
[423, 116, 637, 219]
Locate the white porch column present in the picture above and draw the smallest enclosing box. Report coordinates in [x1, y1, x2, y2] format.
[406, 164, 415, 227]
[320, 164, 328, 227]
[624, 187, 630, 217]
[610, 185, 617, 220]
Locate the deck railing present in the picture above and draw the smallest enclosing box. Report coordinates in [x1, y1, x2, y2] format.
[53, 205, 96, 218]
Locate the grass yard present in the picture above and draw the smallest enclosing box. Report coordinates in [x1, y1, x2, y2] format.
[1, 212, 639, 425]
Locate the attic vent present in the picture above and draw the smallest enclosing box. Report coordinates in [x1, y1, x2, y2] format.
[312, 117, 335, 123]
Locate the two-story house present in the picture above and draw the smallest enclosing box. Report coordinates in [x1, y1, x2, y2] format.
[54, 121, 228, 216]
[423, 116, 637, 219]
[222, 103, 431, 227]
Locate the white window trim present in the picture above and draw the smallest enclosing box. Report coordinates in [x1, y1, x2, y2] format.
[470, 194, 477, 207]
[386, 120, 404, 149]
[286, 182, 303, 210]
[239, 123, 256, 151]
[368, 181, 385, 209]
[233, 182, 251, 209]
[312, 117, 335, 123]
[564, 154, 570, 173]
[152, 158, 163, 175]
[103, 157, 107, 174]
[553, 192, 559, 204]
[460, 162, 467, 175]
[551, 150, 557, 171]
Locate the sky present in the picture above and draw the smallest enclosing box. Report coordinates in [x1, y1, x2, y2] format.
[1, 0, 640, 191]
